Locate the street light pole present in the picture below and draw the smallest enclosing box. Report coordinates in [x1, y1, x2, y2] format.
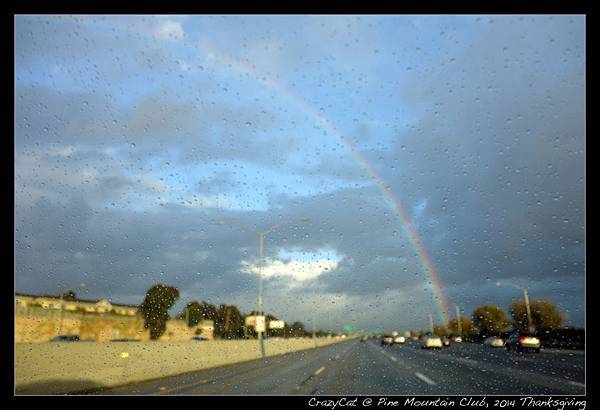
[428, 313, 434, 334]
[455, 305, 462, 337]
[523, 287, 533, 333]
[257, 231, 266, 358]
[216, 218, 310, 359]
[57, 292, 64, 336]
[312, 292, 317, 348]
[496, 281, 534, 333]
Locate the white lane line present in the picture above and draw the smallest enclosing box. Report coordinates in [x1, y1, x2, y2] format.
[456, 357, 479, 366]
[543, 349, 585, 356]
[314, 366, 326, 376]
[569, 381, 585, 388]
[379, 348, 397, 361]
[415, 372, 437, 385]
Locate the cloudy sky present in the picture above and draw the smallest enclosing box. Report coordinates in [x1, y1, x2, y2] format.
[14, 15, 585, 332]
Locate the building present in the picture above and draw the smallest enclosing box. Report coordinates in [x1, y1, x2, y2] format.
[15, 293, 138, 316]
[15, 293, 215, 342]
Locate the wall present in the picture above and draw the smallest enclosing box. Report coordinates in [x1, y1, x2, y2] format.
[15, 337, 353, 394]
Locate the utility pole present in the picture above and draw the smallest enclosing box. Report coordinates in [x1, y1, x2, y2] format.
[455, 305, 463, 337]
[428, 313, 434, 334]
[185, 306, 190, 327]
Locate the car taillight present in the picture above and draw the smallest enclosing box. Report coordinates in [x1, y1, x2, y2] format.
[518, 336, 526, 342]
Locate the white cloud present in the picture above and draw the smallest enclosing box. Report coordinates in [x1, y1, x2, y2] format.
[156, 21, 184, 41]
[241, 258, 339, 282]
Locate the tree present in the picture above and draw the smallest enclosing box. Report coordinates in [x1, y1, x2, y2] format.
[199, 301, 217, 321]
[472, 305, 511, 336]
[60, 290, 77, 301]
[139, 284, 180, 340]
[287, 321, 307, 338]
[433, 324, 449, 337]
[215, 304, 244, 339]
[178, 301, 204, 327]
[447, 317, 474, 337]
[510, 299, 564, 332]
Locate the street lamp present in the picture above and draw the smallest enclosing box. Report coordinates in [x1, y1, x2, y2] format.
[496, 281, 534, 333]
[216, 217, 311, 358]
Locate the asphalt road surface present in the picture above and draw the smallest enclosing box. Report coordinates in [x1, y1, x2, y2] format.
[97, 339, 585, 395]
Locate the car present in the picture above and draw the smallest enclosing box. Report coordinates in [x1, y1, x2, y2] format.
[110, 338, 140, 342]
[394, 336, 406, 344]
[50, 335, 80, 342]
[191, 336, 208, 341]
[484, 336, 505, 348]
[451, 336, 463, 343]
[441, 336, 451, 346]
[505, 332, 541, 352]
[381, 335, 394, 346]
[421, 335, 443, 349]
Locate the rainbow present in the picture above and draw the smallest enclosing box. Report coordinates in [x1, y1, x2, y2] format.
[197, 44, 450, 324]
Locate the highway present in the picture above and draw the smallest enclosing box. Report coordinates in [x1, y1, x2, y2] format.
[97, 338, 585, 395]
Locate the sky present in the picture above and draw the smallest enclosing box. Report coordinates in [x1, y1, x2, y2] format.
[14, 15, 585, 333]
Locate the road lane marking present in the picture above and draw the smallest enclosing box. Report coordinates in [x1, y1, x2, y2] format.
[389, 356, 398, 362]
[415, 372, 436, 385]
[456, 357, 479, 366]
[569, 381, 585, 388]
[543, 349, 585, 356]
[420, 349, 584, 392]
[314, 366, 326, 376]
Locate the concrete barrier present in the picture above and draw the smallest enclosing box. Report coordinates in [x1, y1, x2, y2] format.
[15, 337, 354, 394]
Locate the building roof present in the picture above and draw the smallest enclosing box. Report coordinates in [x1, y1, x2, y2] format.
[15, 292, 139, 308]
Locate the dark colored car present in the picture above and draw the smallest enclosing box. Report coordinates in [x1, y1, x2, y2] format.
[50, 335, 80, 342]
[191, 336, 209, 341]
[505, 332, 541, 352]
[110, 338, 141, 342]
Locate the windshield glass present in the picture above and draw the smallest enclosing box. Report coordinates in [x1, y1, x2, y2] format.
[15, 14, 585, 396]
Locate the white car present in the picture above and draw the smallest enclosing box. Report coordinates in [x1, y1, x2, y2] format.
[381, 336, 394, 346]
[394, 336, 406, 344]
[451, 336, 463, 343]
[484, 336, 505, 348]
[422, 335, 443, 349]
